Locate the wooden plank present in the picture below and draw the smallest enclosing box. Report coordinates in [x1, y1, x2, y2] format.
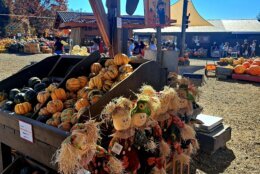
[0, 111, 68, 148]
[89, 0, 111, 53]
[232, 74, 260, 83]
[0, 125, 58, 170]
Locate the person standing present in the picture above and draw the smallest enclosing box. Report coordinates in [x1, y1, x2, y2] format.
[139, 41, 146, 57]
[234, 42, 241, 57]
[91, 37, 100, 53]
[132, 41, 141, 56]
[54, 37, 63, 55]
[149, 41, 157, 51]
[250, 40, 256, 57]
[128, 38, 135, 57]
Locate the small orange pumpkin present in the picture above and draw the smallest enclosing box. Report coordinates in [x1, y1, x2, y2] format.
[91, 62, 102, 74]
[114, 53, 130, 65]
[105, 59, 116, 67]
[77, 76, 88, 88]
[234, 65, 246, 74]
[75, 98, 90, 111]
[14, 102, 32, 115]
[102, 80, 113, 92]
[103, 65, 119, 80]
[37, 91, 50, 104]
[247, 65, 260, 76]
[77, 87, 91, 99]
[66, 78, 81, 92]
[39, 107, 51, 116]
[63, 99, 76, 109]
[242, 62, 251, 69]
[89, 76, 103, 89]
[119, 64, 133, 73]
[46, 83, 59, 93]
[51, 88, 67, 101]
[47, 100, 63, 114]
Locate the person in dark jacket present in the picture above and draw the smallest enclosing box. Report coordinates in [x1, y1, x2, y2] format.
[54, 37, 63, 55]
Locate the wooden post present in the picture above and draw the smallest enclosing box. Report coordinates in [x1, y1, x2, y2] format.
[89, 0, 111, 55]
[179, 0, 189, 57]
[156, 27, 162, 65]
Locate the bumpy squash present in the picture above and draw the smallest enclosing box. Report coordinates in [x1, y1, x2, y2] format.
[47, 100, 63, 114]
[234, 65, 246, 74]
[102, 80, 113, 92]
[78, 76, 88, 88]
[105, 59, 115, 67]
[114, 53, 130, 65]
[103, 65, 119, 80]
[77, 87, 91, 99]
[66, 78, 81, 92]
[63, 99, 76, 109]
[37, 91, 50, 104]
[75, 98, 90, 111]
[91, 62, 102, 74]
[247, 65, 260, 76]
[89, 76, 103, 89]
[51, 88, 67, 101]
[61, 108, 75, 122]
[46, 83, 59, 93]
[14, 102, 32, 115]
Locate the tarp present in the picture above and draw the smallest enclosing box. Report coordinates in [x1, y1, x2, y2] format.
[170, 0, 213, 26]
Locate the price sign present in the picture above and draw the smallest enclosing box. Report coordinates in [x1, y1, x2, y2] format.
[19, 120, 34, 143]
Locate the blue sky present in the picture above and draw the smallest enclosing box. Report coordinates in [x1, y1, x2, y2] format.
[68, 0, 260, 19]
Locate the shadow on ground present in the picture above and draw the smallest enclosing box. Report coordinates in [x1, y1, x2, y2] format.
[190, 147, 236, 174]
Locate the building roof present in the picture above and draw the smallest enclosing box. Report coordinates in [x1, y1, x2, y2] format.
[134, 19, 260, 33]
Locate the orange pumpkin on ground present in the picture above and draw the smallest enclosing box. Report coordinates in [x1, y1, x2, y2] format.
[89, 76, 103, 89]
[91, 63, 102, 74]
[47, 100, 63, 114]
[75, 98, 90, 111]
[242, 62, 251, 69]
[114, 53, 130, 65]
[14, 102, 32, 115]
[37, 91, 50, 104]
[247, 65, 260, 76]
[78, 76, 88, 88]
[66, 78, 81, 92]
[51, 88, 67, 101]
[234, 65, 246, 74]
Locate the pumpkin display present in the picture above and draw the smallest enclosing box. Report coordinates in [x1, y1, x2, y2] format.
[247, 65, 260, 76]
[34, 83, 46, 93]
[77, 87, 91, 99]
[37, 91, 50, 104]
[47, 118, 61, 127]
[89, 76, 103, 89]
[78, 76, 88, 88]
[14, 102, 32, 115]
[14, 93, 25, 104]
[102, 80, 113, 92]
[70, 113, 79, 125]
[51, 88, 67, 101]
[91, 62, 102, 74]
[104, 59, 115, 67]
[39, 107, 51, 116]
[119, 64, 133, 73]
[234, 65, 246, 74]
[252, 58, 260, 66]
[66, 92, 77, 100]
[53, 112, 62, 120]
[61, 108, 75, 122]
[3, 101, 15, 111]
[75, 98, 90, 111]
[46, 83, 59, 93]
[0, 91, 8, 102]
[66, 78, 81, 92]
[63, 99, 76, 109]
[34, 103, 42, 112]
[103, 65, 119, 80]
[47, 100, 64, 114]
[24, 89, 37, 102]
[114, 53, 130, 65]
[242, 62, 251, 69]
[28, 77, 41, 87]
[9, 88, 20, 100]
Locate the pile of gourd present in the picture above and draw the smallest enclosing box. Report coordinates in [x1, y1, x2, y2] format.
[233, 57, 260, 76]
[0, 53, 134, 132]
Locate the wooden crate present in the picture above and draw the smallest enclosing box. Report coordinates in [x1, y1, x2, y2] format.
[232, 74, 260, 83]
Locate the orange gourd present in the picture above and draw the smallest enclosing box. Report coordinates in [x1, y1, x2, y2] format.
[75, 98, 90, 111]
[102, 80, 113, 92]
[234, 65, 246, 74]
[51, 88, 67, 101]
[47, 100, 63, 114]
[247, 65, 260, 76]
[14, 102, 32, 115]
[114, 53, 130, 65]
[253, 58, 260, 66]
[91, 63, 102, 74]
[63, 99, 76, 109]
[242, 62, 250, 69]
[77, 76, 88, 88]
[89, 76, 103, 89]
[119, 64, 133, 73]
[77, 87, 91, 99]
[46, 83, 59, 93]
[61, 108, 75, 122]
[103, 65, 119, 80]
[39, 107, 51, 116]
[66, 78, 81, 92]
[105, 59, 115, 67]
[37, 91, 50, 104]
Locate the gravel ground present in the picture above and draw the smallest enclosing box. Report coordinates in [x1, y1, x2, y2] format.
[0, 54, 259, 174]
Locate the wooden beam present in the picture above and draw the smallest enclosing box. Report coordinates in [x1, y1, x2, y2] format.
[89, 0, 111, 52]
